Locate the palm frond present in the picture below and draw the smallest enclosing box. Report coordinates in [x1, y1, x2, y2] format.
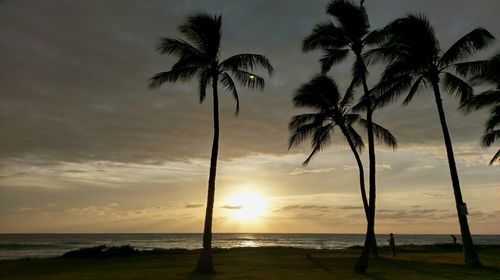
[461, 90, 500, 112]
[371, 74, 415, 109]
[220, 54, 273, 75]
[294, 75, 340, 110]
[220, 72, 240, 115]
[402, 76, 425, 105]
[359, 119, 398, 149]
[442, 72, 473, 103]
[289, 113, 327, 131]
[230, 69, 265, 90]
[346, 125, 365, 151]
[489, 149, 500, 165]
[156, 37, 206, 60]
[452, 60, 491, 78]
[178, 13, 222, 59]
[485, 105, 500, 131]
[303, 21, 349, 51]
[440, 28, 494, 66]
[320, 48, 350, 73]
[326, 0, 369, 40]
[148, 67, 199, 89]
[350, 56, 368, 90]
[482, 128, 500, 147]
[303, 123, 334, 165]
[363, 28, 390, 46]
[198, 70, 211, 103]
[288, 118, 326, 149]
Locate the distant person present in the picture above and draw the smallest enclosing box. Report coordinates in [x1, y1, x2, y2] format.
[451, 235, 457, 245]
[388, 233, 396, 257]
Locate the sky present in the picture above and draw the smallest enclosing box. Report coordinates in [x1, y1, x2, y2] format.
[0, 0, 499, 234]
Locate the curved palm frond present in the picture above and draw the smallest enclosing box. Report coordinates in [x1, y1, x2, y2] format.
[230, 69, 265, 90]
[320, 48, 350, 73]
[453, 60, 491, 78]
[461, 90, 500, 112]
[156, 37, 206, 60]
[442, 72, 473, 103]
[482, 128, 500, 147]
[440, 28, 494, 67]
[485, 105, 500, 131]
[402, 76, 426, 105]
[220, 72, 240, 115]
[303, 123, 335, 165]
[148, 67, 199, 89]
[371, 74, 415, 110]
[489, 149, 500, 165]
[219, 54, 273, 75]
[198, 70, 211, 103]
[359, 119, 398, 149]
[303, 21, 349, 51]
[288, 118, 326, 149]
[346, 124, 365, 151]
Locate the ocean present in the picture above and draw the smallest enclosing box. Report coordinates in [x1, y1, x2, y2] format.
[1, 233, 499, 260]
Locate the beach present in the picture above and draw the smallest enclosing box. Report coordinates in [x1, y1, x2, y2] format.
[1, 245, 499, 279]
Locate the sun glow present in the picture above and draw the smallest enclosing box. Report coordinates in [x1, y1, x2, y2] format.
[225, 192, 268, 221]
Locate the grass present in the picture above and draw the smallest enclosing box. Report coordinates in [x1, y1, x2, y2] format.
[1, 245, 499, 279]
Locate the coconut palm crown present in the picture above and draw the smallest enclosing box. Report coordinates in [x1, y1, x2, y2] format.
[289, 75, 397, 223]
[367, 14, 495, 267]
[149, 13, 273, 272]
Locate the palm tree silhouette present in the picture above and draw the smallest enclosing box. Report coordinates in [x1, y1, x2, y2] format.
[302, 0, 387, 271]
[368, 14, 494, 267]
[148, 13, 273, 272]
[462, 53, 500, 165]
[289, 75, 397, 236]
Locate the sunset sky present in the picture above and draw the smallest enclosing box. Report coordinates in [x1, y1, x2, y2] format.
[0, 0, 499, 234]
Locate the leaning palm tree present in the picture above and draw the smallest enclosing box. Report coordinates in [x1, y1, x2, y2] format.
[289, 75, 397, 240]
[302, 0, 387, 271]
[462, 53, 500, 165]
[368, 14, 494, 267]
[149, 13, 273, 272]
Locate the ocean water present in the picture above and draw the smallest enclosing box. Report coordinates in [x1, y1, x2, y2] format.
[0, 233, 499, 260]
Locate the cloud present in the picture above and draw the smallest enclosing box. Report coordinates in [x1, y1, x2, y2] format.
[221, 205, 242, 210]
[184, 203, 204, 209]
[338, 205, 364, 210]
[279, 204, 331, 211]
[290, 167, 336, 175]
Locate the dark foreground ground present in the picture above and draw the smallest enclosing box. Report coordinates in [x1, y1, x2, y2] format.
[1, 245, 499, 280]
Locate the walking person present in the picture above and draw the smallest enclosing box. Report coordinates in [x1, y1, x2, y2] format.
[388, 233, 396, 257]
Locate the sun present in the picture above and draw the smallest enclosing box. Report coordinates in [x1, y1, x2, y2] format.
[225, 192, 268, 221]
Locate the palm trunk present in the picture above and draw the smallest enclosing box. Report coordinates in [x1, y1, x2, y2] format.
[431, 80, 481, 267]
[196, 72, 220, 272]
[338, 125, 369, 231]
[354, 66, 377, 273]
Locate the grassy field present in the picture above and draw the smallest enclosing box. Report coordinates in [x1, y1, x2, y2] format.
[1, 245, 499, 280]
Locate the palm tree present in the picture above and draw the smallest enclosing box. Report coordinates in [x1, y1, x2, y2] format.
[148, 13, 273, 272]
[368, 14, 494, 267]
[462, 53, 500, 165]
[289, 75, 397, 241]
[302, 0, 387, 271]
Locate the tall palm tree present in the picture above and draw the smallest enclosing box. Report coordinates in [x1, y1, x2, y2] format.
[289, 75, 397, 239]
[462, 53, 500, 165]
[368, 14, 494, 267]
[149, 13, 273, 272]
[302, 0, 387, 271]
